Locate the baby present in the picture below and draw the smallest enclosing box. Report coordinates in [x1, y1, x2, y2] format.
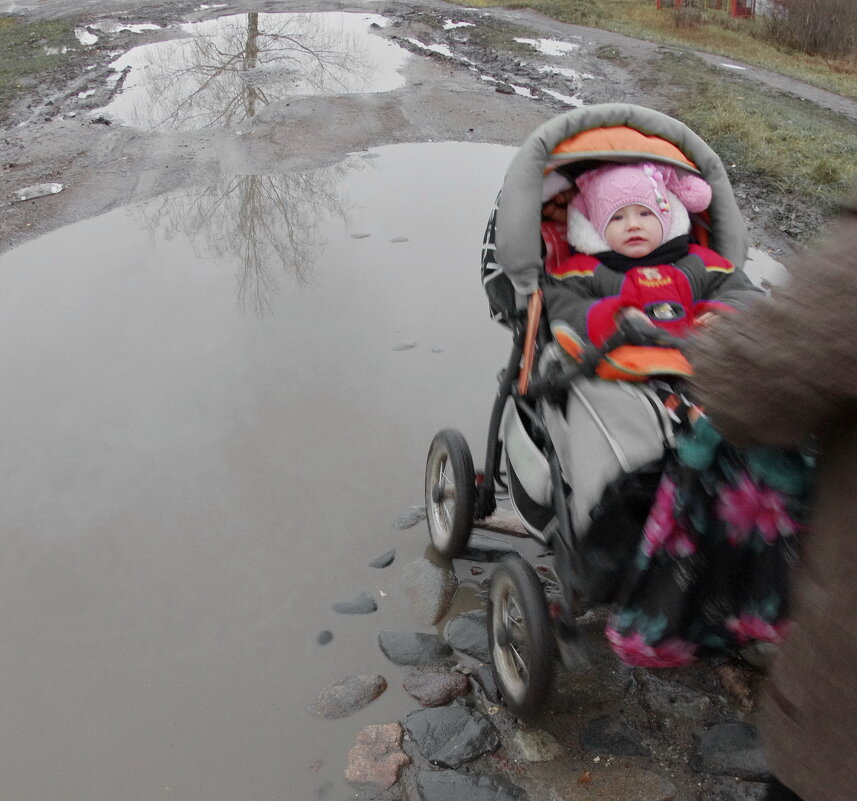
[542, 161, 761, 347]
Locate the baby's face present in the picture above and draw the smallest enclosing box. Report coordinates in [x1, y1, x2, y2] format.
[604, 204, 663, 258]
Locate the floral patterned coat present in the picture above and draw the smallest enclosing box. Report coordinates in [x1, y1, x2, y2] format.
[690, 198, 857, 801]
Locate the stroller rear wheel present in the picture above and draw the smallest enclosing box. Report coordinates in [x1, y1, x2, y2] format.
[425, 429, 476, 559]
[488, 555, 554, 719]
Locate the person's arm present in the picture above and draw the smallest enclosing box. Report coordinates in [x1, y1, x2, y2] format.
[690, 205, 857, 448]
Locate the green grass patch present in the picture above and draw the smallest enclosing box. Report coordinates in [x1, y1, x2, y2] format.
[657, 51, 857, 236]
[0, 15, 78, 120]
[447, 0, 857, 101]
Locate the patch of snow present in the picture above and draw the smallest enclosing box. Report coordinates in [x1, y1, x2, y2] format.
[74, 28, 98, 45]
[542, 88, 584, 106]
[514, 37, 579, 56]
[90, 22, 162, 34]
[510, 84, 536, 98]
[443, 19, 474, 29]
[720, 63, 747, 70]
[77, 89, 96, 99]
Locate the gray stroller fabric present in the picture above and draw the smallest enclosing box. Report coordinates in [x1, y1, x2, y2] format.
[539, 348, 674, 536]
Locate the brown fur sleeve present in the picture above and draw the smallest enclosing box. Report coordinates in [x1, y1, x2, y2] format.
[690, 201, 857, 448]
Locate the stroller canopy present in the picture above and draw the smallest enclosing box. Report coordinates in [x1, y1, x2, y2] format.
[495, 104, 749, 295]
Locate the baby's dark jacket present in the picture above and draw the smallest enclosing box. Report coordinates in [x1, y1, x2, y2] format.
[542, 241, 762, 346]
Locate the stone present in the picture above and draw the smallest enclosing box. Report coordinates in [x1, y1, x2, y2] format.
[378, 631, 455, 668]
[460, 532, 521, 562]
[308, 674, 387, 719]
[331, 591, 377, 614]
[343, 722, 410, 793]
[512, 727, 563, 762]
[317, 630, 333, 646]
[368, 549, 396, 568]
[392, 339, 417, 351]
[402, 670, 470, 707]
[471, 664, 501, 704]
[444, 609, 490, 663]
[415, 769, 527, 801]
[393, 506, 426, 529]
[404, 705, 500, 768]
[581, 715, 650, 757]
[400, 558, 459, 625]
[691, 722, 770, 780]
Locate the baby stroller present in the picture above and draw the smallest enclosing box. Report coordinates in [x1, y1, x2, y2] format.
[424, 104, 751, 718]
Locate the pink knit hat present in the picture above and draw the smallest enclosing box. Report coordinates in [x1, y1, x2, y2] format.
[571, 161, 712, 245]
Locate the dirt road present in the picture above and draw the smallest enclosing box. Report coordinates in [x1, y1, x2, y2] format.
[4, 0, 857, 258]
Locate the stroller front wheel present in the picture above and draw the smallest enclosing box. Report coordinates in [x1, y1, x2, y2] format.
[488, 555, 554, 720]
[425, 429, 476, 559]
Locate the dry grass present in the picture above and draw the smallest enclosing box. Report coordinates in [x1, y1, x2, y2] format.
[453, 0, 857, 100]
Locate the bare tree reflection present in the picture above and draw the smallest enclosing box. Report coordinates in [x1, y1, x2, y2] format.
[140, 159, 364, 314]
[127, 12, 376, 130]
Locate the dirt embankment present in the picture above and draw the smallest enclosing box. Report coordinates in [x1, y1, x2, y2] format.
[4, 0, 857, 259]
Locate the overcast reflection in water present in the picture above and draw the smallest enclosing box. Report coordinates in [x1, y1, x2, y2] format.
[0, 142, 514, 801]
[95, 12, 410, 130]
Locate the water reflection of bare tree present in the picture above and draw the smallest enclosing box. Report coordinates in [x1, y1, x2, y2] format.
[141, 160, 362, 314]
[140, 12, 373, 130]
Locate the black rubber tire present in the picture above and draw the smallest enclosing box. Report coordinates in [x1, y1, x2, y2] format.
[487, 555, 554, 720]
[424, 429, 476, 559]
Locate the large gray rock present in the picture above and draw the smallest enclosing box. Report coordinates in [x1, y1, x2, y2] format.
[404, 705, 500, 768]
[308, 674, 387, 719]
[691, 722, 770, 780]
[378, 631, 455, 668]
[460, 532, 521, 563]
[444, 609, 490, 663]
[403, 670, 470, 707]
[400, 558, 459, 625]
[415, 770, 528, 801]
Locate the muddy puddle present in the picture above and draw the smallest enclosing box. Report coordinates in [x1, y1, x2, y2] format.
[93, 12, 410, 130]
[0, 142, 513, 801]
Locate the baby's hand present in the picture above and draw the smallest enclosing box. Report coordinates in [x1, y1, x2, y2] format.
[693, 311, 717, 329]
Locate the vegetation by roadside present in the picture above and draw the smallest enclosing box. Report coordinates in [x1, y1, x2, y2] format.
[0, 16, 78, 124]
[657, 50, 857, 238]
[452, 0, 857, 101]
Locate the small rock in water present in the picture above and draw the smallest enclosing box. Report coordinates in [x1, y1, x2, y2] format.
[378, 630, 455, 668]
[344, 722, 410, 793]
[403, 670, 470, 707]
[393, 506, 426, 529]
[392, 339, 417, 351]
[444, 609, 490, 663]
[12, 182, 64, 202]
[350, 232, 371, 239]
[368, 549, 395, 568]
[317, 630, 333, 645]
[388, 236, 409, 243]
[332, 591, 378, 614]
[400, 558, 458, 625]
[431, 346, 444, 353]
[308, 674, 387, 719]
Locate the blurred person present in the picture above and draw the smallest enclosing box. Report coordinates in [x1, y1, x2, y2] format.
[689, 195, 857, 801]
